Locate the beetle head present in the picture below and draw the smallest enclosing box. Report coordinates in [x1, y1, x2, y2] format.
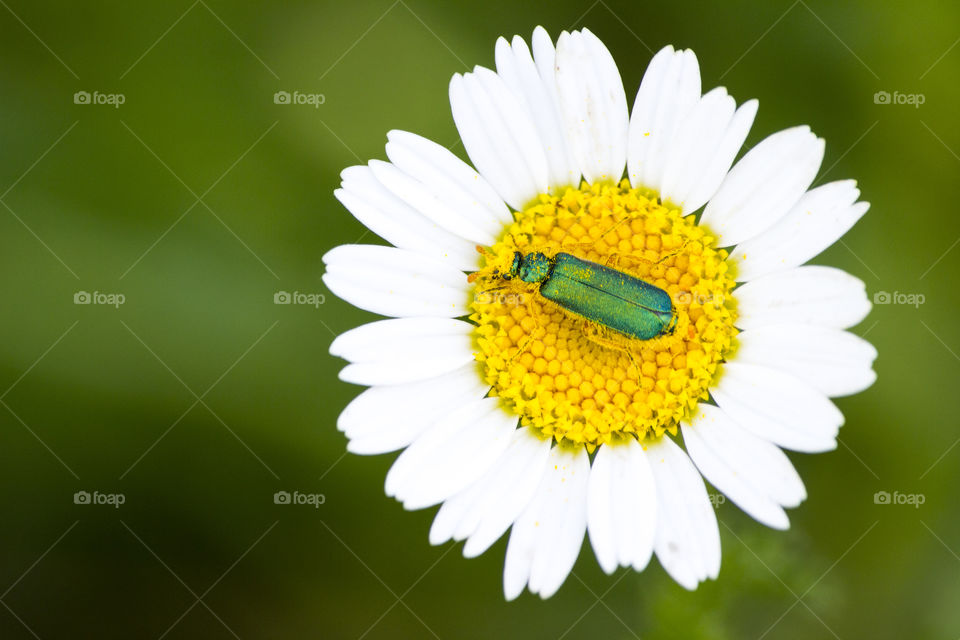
[518, 252, 551, 283]
[495, 251, 523, 280]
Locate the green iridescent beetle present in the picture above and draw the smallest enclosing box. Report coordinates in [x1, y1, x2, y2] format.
[487, 250, 677, 341]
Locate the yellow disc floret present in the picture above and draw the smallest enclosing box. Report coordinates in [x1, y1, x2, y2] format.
[470, 180, 738, 450]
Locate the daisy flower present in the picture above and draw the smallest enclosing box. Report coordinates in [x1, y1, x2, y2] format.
[323, 26, 876, 598]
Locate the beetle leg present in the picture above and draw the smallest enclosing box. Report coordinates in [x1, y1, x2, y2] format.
[581, 320, 626, 351]
[603, 254, 622, 269]
[506, 293, 548, 364]
[580, 320, 645, 389]
[625, 349, 643, 389]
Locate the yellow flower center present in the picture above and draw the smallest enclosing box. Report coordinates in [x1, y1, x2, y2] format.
[470, 181, 738, 450]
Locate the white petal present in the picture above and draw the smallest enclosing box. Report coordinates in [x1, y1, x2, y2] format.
[330, 318, 474, 385]
[734, 324, 877, 397]
[337, 364, 488, 455]
[657, 87, 733, 204]
[368, 159, 497, 245]
[462, 432, 551, 557]
[683, 410, 789, 530]
[503, 445, 589, 600]
[658, 89, 759, 215]
[680, 99, 758, 215]
[735, 265, 871, 330]
[429, 428, 550, 557]
[383, 130, 513, 242]
[648, 436, 721, 590]
[449, 68, 549, 210]
[628, 46, 701, 192]
[555, 29, 629, 184]
[586, 439, 657, 574]
[711, 362, 843, 453]
[495, 28, 579, 192]
[337, 165, 479, 270]
[701, 126, 825, 246]
[731, 180, 869, 281]
[385, 398, 516, 510]
[322, 245, 469, 318]
[685, 404, 807, 510]
[387, 130, 511, 223]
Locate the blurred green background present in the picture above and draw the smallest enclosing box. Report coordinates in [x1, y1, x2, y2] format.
[0, 0, 957, 637]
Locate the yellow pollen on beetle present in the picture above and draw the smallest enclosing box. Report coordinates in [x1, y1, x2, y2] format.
[470, 180, 738, 450]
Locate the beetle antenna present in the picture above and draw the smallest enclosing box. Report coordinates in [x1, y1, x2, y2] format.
[475, 284, 510, 297]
